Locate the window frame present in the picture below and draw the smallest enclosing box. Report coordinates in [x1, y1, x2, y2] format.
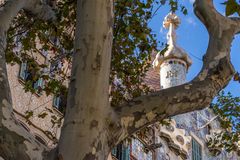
[53, 95, 61, 109]
[19, 61, 45, 95]
[111, 143, 130, 160]
[190, 132, 204, 160]
[19, 62, 28, 80]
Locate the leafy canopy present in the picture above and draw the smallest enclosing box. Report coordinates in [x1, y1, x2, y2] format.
[6, 0, 187, 105]
[4, 0, 240, 154]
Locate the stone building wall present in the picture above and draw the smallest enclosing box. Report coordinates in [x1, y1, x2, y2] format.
[110, 108, 239, 160]
[7, 63, 63, 148]
[159, 59, 187, 89]
[155, 108, 239, 160]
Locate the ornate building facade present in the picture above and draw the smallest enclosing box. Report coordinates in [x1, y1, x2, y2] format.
[7, 51, 66, 148]
[7, 36, 69, 148]
[2, 1, 238, 158]
[110, 13, 239, 160]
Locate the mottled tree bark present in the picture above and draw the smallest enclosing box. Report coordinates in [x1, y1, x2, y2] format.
[57, 0, 115, 159]
[1, 0, 240, 160]
[0, 0, 55, 160]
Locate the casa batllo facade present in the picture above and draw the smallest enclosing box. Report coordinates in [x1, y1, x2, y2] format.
[109, 13, 239, 160]
[1, 0, 238, 158]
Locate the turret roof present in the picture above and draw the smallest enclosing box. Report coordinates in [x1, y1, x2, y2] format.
[152, 13, 192, 70]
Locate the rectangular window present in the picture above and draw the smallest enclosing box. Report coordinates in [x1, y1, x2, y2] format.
[53, 96, 61, 109]
[19, 62, 27, 80]
[111, 144, 130, 160]
[19, 61, 45, 96]
[19, 62, 45, 95]
[111, 147, 117, 157]
[192, 138, 202, 160]
[33, 78, 44, 90]
[121, 144, 130, 160]
[52, 94, 67, 114]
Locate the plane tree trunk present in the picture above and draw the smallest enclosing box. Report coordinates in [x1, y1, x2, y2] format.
[57, 0, 115, 159]
[1, 0, 240, 160]
[58, 0, 240, 159]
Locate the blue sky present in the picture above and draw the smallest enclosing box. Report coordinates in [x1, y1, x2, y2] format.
[149, 0, 240, 96]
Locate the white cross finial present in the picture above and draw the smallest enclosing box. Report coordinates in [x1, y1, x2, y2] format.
[163, 13, 180, 46]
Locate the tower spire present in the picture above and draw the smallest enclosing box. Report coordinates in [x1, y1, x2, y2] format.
[152, 13, 192, 89]
[163, 12, 180, 46]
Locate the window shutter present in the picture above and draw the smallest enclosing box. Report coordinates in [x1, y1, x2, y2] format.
[122, 145, 130, 160]
[34, 78, 44, 90]
[34, 81, 38, 89]
[111, 147, 117, 157]
[192, 138, 202, 160]
[53, 96, 61, 109]
[19, 62, 27, 80]
[38, 78, 44, 88]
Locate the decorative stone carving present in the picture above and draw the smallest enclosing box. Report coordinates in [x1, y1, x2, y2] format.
[206, 129, 223, 156]
[163, 12, 180, 29]
[166, 125, 175, 132]
[157, 120, 191, 159]
[136, 126, 155, 146]
[176, 135, 184, 145]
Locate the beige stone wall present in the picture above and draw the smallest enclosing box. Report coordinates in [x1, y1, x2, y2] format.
[7, 63, 63, 148]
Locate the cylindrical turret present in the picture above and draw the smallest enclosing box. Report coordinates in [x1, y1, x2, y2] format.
[159, 58, 187, 89]
[152, 13, 192, 89]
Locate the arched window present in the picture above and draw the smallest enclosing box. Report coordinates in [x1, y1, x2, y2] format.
[18, 121, 30, 132]
[35, 134, 47, 146]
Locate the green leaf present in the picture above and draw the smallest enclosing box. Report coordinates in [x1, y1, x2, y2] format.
[25, 111, 33, 120]
[223, 0, 240, 16]
[38, 112, 48, 119]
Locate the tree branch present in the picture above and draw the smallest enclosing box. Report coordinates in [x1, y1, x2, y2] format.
[0, 0, 55, 159]
[230, 17, 240, 34]
[197, 115, 218, 130]
[58, 0, 114, 159]
[112, 0, 239, 144]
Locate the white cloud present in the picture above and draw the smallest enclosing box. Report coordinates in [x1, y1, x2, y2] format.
[189, 0, 195, 3]
[182, 0, 195, 3]
[186, 17, 196, 26]
[160, 27, 164, 34]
